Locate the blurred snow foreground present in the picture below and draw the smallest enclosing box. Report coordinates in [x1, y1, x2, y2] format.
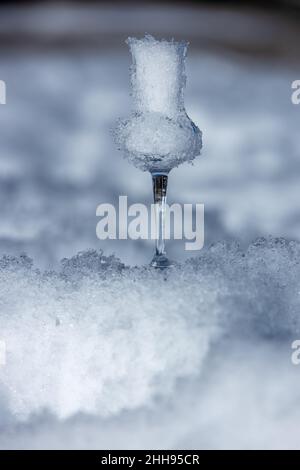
[0, 237, 300, 449]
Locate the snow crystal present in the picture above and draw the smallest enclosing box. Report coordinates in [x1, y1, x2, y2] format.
[128, 35, 187, 117]
[114, 35, 202, 172]
[0, 237, 299, 431]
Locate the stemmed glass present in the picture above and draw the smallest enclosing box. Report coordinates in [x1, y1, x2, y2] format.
[115, 35, 202, 268]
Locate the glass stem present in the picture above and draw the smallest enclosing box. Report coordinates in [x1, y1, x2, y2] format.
[152, 173, 168, 257]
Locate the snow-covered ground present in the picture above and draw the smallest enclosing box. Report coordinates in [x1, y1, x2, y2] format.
[0, 3, 300, 449]
[0, 240, 300, 449]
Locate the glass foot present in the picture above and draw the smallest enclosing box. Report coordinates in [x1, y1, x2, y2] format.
[150, 253, 174, 269]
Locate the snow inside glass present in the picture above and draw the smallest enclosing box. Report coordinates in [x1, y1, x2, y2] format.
[114, 35, 202, 267]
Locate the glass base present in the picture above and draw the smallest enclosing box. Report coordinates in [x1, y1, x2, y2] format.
[150, 253, 174, 269]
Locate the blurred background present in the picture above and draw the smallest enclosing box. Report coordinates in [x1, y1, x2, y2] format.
[0, 0, 300, 267]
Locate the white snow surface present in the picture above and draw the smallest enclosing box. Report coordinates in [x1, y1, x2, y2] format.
[0, 238, 300, 449]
